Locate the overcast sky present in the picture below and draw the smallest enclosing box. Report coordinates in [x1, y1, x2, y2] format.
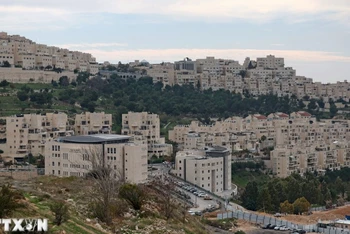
[1, 0, 349, 83]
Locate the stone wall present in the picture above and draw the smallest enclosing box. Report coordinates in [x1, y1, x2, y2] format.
[0, 170, 38, 180]
[0, 68, 77, 83]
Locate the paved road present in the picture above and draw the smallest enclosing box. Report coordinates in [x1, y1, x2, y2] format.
[148, 164, 218, 212]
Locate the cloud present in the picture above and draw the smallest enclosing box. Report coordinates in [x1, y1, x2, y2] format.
[77, 48, 350, 64]
[55, 43, 128, 50]
[1, 0, 350, 26]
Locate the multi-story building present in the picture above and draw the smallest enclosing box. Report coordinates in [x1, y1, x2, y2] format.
[45, 134, 148, 184]
[121, 112, 172, 158]
[0, 32, 98, 83]
[146, 63, 175, 86]
[74, 112, 112, 135]
[256, 55, 284, 69]
[4, 113, 73, 159]
[173, 147, 232, 194]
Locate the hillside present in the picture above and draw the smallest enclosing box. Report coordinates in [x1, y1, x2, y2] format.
[0, 176, 217, 234]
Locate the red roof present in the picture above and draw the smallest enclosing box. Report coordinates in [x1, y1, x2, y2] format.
[254, 114, 267, 120]
[277, 113, 289, 118]
[298, 111, 311, 117]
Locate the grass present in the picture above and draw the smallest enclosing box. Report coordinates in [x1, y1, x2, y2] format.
[232, 170, 270, 188]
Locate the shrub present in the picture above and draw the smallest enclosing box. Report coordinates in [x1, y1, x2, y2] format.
[49, 200, 69, 226]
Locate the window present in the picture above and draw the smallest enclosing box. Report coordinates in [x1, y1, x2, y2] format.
[52, 162, 55, 166]
[52, 170, 55, 175]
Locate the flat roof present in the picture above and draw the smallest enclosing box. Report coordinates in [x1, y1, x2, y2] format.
[335, 220, 350, 225]
[58, 134, 131, 144]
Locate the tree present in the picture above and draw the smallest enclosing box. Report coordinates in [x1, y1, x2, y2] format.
[286, 177, 301, 203]
[293, 197, 310, 215]
[0, 80, 10, 88]
[119, 183, 144, 211]
[83, 145, 123, 225]
[59, 76, 69, 87]
[257, 187, 272, 212]
[298, 100, 306, 109]
[1, 61, 11, 67]
[241, 181, 258, 211]
[0, 183, 22, 217]
[149, 179, 176, 220]
[307, 99, 317, 111]
[280, 200, 294, 214]
[330, 102, 338, 117]
[49, 200, 69, 226]
[321, 181, 332, 205]
[17, 91, 29, 101]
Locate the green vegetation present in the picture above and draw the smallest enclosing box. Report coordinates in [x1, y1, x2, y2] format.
[119, 183, 145, 210]
[231, 161, 269, 187]
[231, 170, 270, 188]
[50, 200, 70, 226]
[0, 183, 24, 217]
[202, 218, 237, 231]
[239, 169, 350, 213]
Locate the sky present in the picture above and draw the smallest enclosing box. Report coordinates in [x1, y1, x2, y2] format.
[1, 0, 349, 83]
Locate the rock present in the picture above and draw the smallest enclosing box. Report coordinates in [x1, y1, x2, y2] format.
[124, 212, 132, 218]
[86, 218, 91, 223]
[66, 199, 74, 203]
[39, 183, 43, 186]
[135, 225, 138, 230]
[95, 223, 102, 230]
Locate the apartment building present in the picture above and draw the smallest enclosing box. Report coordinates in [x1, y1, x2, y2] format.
[146, 63, 175, 86]
[4, 113, 73, 159]
[121, 112, 172, 158]
[74, 112, 112, 135]
[0, 32, 98, 79]
[271, 141, 350, 178]
[45, 134, 148, 184]
[173, 147, 232, 194]
[256, 55, 284, 69]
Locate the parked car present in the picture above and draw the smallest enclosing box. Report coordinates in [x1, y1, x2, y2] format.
[274, 226, 281, 230]
[262, 224, 271, 229]
[274, 213, 282, 217]
[203, 196, 212, 200]
[269, 225, 276, 229]
[279, 226, 287, 231]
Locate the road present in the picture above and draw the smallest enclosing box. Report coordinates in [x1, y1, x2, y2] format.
[149, 163, 243, 213]
[148, 164, 218, 212]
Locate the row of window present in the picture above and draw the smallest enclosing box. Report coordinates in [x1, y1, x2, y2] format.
[52, 145, 61, 151]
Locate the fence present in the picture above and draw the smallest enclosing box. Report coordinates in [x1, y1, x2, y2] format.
[217, 209, 349, 234]
[310, 202, 350, 212]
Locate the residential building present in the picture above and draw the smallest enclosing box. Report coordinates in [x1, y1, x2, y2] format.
[4, 113, 73, 159]
[74, 112, 112, 135]
[0, 32, 98, 83]
[173, 147, 232, 194]
[45, 134, 148, 184]
[121, 112, 172, 158]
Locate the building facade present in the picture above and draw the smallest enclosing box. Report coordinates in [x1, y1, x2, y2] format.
[45, 134, 148, 184]
[173, 147, 232, 194]
[121, 112, 172, 158]
[74, 112, 112, 135]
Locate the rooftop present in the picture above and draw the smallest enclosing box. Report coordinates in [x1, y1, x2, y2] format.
[57, 134, 131, 144]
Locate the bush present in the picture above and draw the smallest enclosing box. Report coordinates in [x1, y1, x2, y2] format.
[0, 184, 23, 217]
[49, 200, 69, 226]
[119, 183, 145, 210]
